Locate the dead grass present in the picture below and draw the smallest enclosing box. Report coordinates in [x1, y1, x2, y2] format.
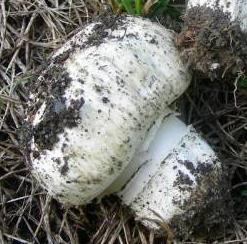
[0, 0, 246, 243]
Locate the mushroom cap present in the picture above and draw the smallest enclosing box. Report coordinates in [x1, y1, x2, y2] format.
[26, 15, 190, 205]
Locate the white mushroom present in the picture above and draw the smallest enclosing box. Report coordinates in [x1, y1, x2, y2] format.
[187, 0, 247, 31]
[177, 0, 247, 80]
[26, 15, 190, 205]
[25, 15, 226, 237]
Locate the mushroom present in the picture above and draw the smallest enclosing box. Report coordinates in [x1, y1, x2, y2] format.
[26, 15, 190, 205]
[187, 0, 247, 31]
[25, 15, 226, 237]
[177, 0, 247, 80]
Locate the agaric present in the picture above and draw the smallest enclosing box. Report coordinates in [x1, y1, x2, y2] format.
[25, 15, 227, 238]
[177, 0, 247, 80]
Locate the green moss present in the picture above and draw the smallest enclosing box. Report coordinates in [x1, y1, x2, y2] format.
[239, 76, 247, 89]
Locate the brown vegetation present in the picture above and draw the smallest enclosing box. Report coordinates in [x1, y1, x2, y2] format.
[0, 0, 246, 243]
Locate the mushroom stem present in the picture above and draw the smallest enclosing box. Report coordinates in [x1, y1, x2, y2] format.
[103, 109, 187, 195]
[105, 112, 225, 236]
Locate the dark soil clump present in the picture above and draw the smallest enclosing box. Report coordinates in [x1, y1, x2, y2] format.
[176, 5, 247, 81]
[22, 13, 126, 156]
[170, 163, 232, 240]
[21, 66, 75, 154]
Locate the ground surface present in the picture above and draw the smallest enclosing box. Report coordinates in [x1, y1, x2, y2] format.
[0, 0, 247, 243]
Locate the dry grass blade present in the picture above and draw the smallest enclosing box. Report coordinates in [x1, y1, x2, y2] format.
[0, 0, 247, 243]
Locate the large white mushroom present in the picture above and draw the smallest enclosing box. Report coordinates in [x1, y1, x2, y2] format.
[25, 15, 227, 237]
[26, 15, 190, 205]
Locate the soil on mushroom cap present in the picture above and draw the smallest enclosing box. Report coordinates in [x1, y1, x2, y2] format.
[176, 5, 247, 81]
[22, 14, 128, 157]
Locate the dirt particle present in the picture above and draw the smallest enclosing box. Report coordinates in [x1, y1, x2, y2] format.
[184, 160, 196, 174]
[54, 158, 62, 165]
[32, 150, 40, 159]
[102, 97, 110, 103]
[61, 143, 67, 153]
[149, 38, 158, 45]
[174, 170, 194, 187]
[60, 157, 69, 176]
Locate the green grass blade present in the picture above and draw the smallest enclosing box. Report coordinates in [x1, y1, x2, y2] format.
[239, 76, 247, 89]
[135, 0, 143, 15]
[148, 0, 170, 17]
[121, 0, 135, 14]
